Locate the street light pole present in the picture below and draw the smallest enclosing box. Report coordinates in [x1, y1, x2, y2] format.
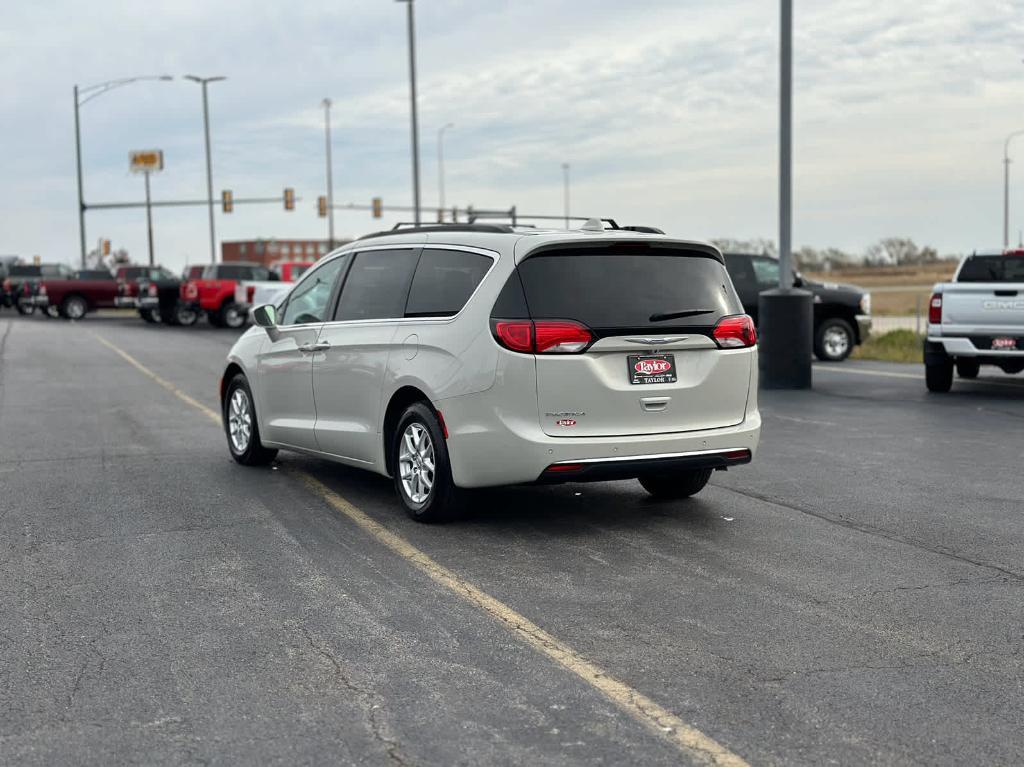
[438, 123, 454, 221]
[143, 171, 155, 266]
[758, 0, 813, 390]
[397, 0, 421, 225]
[185, 75, 226, 263]
[562, 163, 570, 229]
[72, 75, 172, 267]
[74, 85, 86, 268]
[1003, 130, 1024, 249]
[323, 98, 336, 249]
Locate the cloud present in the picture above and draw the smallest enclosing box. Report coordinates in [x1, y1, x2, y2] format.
[1, 0, 1023, 268]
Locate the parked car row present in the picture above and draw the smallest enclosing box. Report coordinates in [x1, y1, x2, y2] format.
[1, 260, 313, 327]
[4, 248, 872, 364]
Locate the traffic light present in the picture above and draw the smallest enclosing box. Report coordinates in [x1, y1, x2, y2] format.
[372, 197, 382, 218]
[317, 195, 328, 218]
[283, 187, 295, 211]
[222, 189, 233, 213]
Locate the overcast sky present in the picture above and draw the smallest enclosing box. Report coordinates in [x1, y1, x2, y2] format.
[2, 0, 1023, 270]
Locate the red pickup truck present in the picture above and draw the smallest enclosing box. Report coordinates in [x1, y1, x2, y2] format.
[177, 262, 278, 329]
[33, 268, 121, 319]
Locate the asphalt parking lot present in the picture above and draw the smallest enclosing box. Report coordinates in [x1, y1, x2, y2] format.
[2, 313, 1022, 766]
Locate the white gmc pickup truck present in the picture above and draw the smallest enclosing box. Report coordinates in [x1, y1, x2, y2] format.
[925, 249, 1024, 391]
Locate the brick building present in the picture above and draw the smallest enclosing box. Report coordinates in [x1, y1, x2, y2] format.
[221, 239, 348, 266]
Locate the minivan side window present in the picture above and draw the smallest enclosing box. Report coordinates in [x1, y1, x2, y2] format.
[334, 249, 420, 322]
[405, 249, 493, 317]
[280, 256, 348, 326]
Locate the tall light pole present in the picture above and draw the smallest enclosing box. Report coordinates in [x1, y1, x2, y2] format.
[778, 0, 792, 288]
[185, 75, 226, 263]
[323, 98, 336, 249]
[73, 75, 172, 267]
[758, 0, 813, 389]
[396, 0, 421, 225]
[1003, 130, 1024, 248]
[562, 163, 571, 228]
[437, 123, 454, 221]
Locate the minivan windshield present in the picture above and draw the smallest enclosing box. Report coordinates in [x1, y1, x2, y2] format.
[516, 248, 741, 332]
[958, 256, 1024, 283]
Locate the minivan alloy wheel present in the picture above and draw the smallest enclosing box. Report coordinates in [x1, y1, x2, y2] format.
[228, 388, 253, 453]
[398, 423, 435, 504]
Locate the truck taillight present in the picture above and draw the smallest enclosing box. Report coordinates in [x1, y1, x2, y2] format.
[148, 283, 158, 297]
[712, 315, 757, 348]
[928, 293, 942, 324]
[247, 285, 256, 303]
[183, 282, 198, 300]
[491, 320, 593, 354]
[38, 284, 47, 296]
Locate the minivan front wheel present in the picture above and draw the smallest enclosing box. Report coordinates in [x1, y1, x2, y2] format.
[223, 374, 277, 466]
[639, 468, 713, 500]
[392, 402, 459, 522]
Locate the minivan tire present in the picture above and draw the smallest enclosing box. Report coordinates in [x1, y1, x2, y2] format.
[223, 374, 278, 466]
[925, 360, 954, 392]
[639, 468, 713, 500]
[392, 402, 461, 522]
[814, 317, 855, 362]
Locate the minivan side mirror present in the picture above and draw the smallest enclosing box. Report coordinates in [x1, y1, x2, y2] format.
[252, 303, 277, 328]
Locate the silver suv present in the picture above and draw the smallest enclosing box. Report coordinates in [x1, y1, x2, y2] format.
[220, 222, 761, 521]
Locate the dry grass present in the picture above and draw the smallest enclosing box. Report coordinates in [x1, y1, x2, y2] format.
[851, 329, 924, 364]
[805, 262, 956, 287]
[804, 263, 956, 316]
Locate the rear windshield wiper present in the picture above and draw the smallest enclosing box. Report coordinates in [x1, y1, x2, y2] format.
[648, 309, 714, 322]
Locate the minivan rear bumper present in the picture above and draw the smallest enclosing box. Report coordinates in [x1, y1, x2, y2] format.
[537, 447, 752, 484]
[438, 394, 761, 489]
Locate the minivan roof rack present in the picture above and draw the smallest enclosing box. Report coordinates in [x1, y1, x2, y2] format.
[358, 223, 516, 240]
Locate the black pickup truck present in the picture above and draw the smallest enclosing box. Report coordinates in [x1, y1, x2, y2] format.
[724, 253, 872, 362]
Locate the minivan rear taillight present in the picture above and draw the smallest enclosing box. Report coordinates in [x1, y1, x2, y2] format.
[492, 319, 593, 354]
[712, 315, 757, 349]
[928, 293, 942, 324]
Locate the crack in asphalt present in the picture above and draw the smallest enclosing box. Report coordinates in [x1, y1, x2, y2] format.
[298, 625, 411, 767]
[717, 484, 1024, 582]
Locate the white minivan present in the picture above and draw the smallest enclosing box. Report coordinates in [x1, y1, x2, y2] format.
[221, 222, 761, 521]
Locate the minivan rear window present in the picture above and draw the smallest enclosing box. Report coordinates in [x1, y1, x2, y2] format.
[405, 249, 492, 317]
[515, 248, 740, 332]
[958, 256, 1024, 283]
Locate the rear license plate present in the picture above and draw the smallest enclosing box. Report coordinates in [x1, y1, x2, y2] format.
[628, 354, 677, 385]
[992, 337, 1018, 350]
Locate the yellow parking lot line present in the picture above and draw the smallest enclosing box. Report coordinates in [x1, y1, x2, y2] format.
[91, 331, 750, 767]
[92, 332, 222, 423]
